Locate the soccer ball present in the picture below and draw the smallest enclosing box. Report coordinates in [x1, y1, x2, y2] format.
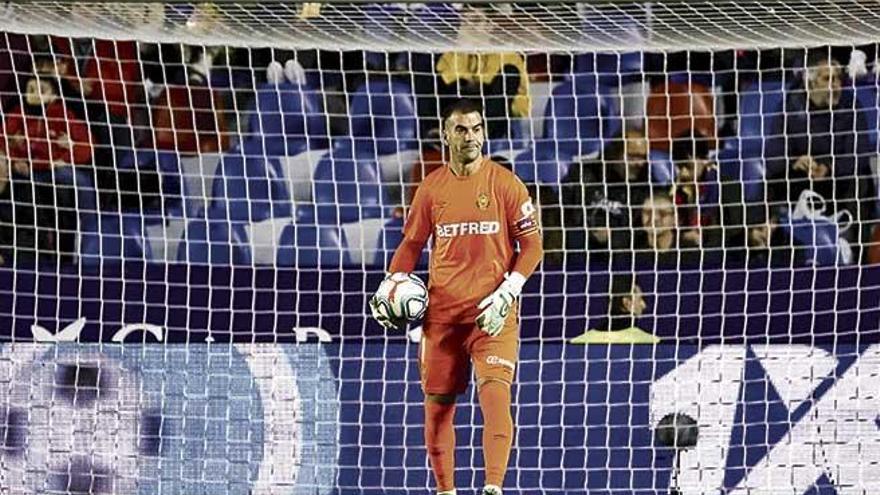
[375, 272, 429, 322]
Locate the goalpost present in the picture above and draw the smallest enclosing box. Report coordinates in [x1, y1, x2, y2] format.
[0, 2, 879, 494]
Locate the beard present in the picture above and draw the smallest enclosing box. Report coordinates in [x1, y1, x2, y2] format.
[457, 146, 481, 163]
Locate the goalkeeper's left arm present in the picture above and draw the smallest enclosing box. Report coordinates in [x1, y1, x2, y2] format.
[476, 233, 543, 336]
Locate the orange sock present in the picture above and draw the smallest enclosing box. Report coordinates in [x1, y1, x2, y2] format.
[424, 399, 456, 491]
[479, 380, 513, 487]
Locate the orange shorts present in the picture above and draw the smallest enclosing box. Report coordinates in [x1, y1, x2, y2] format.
[418, 306, 519, 395]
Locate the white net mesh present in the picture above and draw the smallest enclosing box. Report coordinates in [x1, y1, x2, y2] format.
[3, 1, 880, 51]
[0, 2, 879, 494]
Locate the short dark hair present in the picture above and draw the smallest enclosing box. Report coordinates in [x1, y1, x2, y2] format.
[806, 47, 837, 70]
[441, 98, 483, 125]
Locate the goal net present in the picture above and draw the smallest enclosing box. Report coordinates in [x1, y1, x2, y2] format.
[0, 1, 879, 494]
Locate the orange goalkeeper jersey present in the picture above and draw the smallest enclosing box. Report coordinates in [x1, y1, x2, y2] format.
[403, 158, 539, 323]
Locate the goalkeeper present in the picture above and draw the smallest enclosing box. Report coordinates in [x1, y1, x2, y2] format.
[370, 98, 543, 495]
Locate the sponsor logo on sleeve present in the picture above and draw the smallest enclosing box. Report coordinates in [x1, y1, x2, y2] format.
[516, 199, 538, 232]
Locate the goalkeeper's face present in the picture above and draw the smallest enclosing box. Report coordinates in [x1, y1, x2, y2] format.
[444, 111, 485, 164]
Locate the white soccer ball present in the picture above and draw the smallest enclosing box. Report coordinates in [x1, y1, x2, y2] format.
[375, 272, 428, 322]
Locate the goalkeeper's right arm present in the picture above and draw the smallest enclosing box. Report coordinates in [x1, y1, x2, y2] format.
[370, 185, 431, 328]
[388, 237, 423, 274]
[370, 238, 425, 330]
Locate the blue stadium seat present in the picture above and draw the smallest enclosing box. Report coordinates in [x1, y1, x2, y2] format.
[177, 215, 251, 266]
[349, 78, 420, 184]
[41, 167, 119, 267]
[573, 52, 643, 88]
[853, 78, 880, 216]
[211, 144, 293, 222]
[486, 118, 530, 161]
[276, 222, 350, 267]
[340, 218, 392, 266]
[854, 79, 879, 151]
[80, 212, 147, 266]
[337, 216, 429, 268]
[648, 149, 675, 185]
[246, 79, 328, 156]
[512, 146, 562, 185]
[350, 78, 418, 155]
[513, 75, 621, 184]
[115, 150, 183, 221]
[113, 150, 188, 262]
[312, 142, 389, 224]
[142, 217, 188, 263]
[176, 153, 223, 218]
[179, 214, 351, 267]
[240, 80, 330, 205]
[719, 79, 788, 202]
[267, 149, 330, 204]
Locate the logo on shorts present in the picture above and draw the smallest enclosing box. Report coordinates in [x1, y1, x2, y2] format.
[476, 193, 490, 210]
[486, 355, 516, 372]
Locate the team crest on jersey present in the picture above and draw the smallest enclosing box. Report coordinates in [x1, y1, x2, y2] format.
[476, 193, 490, 210]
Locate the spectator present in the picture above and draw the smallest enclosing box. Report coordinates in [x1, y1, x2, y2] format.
[764, 49, 877, 259]
[670, 130, 722, 248]
[570, 274, 659, 344]
[50, 37, 148, 209]
[524, 182, 565, 265]
[433, 5, 530, 140]
[741, 206, 802, 268]
[556, 128, 649, 262]
[0, 58, 93, 172]
[150, 75, 229, 155]
[646, 79, 715, 154]
[52, 37, 145, 124]
[634, 191, 700, 267]
[0, 59, 90, 264]
[149, 45, 230, 155]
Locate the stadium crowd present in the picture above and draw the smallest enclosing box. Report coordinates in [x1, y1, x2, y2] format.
[0, 4, 878, 269]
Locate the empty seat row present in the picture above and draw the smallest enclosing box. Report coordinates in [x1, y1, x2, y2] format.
[80, 209, 411, 268]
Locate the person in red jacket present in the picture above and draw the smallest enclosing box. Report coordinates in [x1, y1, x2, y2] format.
[0, 60, 93, 173]
[51, 37, 144, 123]
[0, 60, 93, 264]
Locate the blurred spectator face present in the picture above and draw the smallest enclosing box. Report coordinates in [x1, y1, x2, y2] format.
[748, 222, 776, 249]
[623, 129, 648, 181]
[622, 284, 647, 317]
[24, 77, 58, 108]
[807, 59, 842, 109]
[676, 156, 712, 199]
[640, 195, 676, 238]
[672, 133, 713, 200]
[444, 110, 485, 164]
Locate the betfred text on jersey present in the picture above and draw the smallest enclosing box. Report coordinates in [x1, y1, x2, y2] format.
[435, 221, 501, 238]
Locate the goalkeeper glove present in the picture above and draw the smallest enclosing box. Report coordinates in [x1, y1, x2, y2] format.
[369, 275, 403, 330]
[476, 272, 526, 337]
